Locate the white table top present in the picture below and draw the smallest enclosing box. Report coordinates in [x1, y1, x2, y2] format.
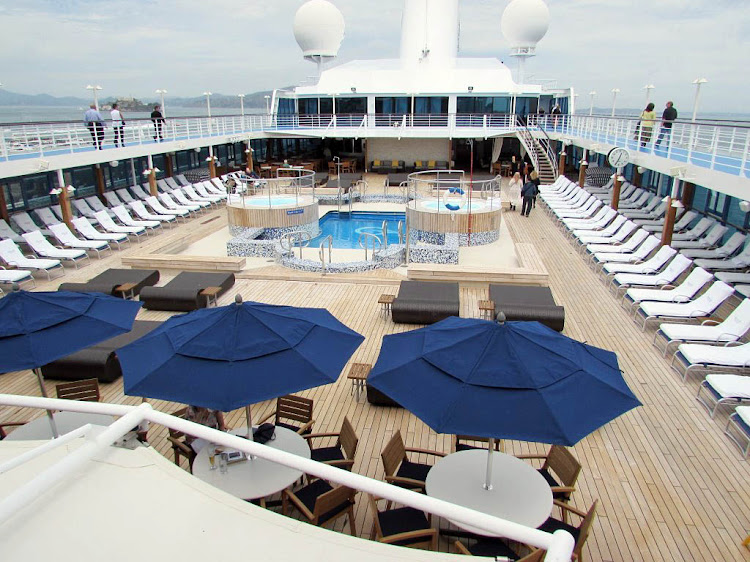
[425, 449, 553, 535]
[5, 411, 115, 441]
[192, 426, 311, 500]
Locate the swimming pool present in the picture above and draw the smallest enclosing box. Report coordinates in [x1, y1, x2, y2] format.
[309, 211, 405, 249]
[420, 199, 489, 212]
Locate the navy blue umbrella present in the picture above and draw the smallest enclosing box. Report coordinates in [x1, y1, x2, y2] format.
[119, 297, 364, 428]
[369, 316, 640, 445]
[0, 289, 143, 436]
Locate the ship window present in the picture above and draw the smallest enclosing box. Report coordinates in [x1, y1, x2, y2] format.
[457, 97, 511, 114]
[515, 97, 539, 116]
[375, 97, 409, 114]
[335, 97, 366, 114]
[299, 98, 318, 115]
[414, 97, 448, 114]
[319, 98, 333, 114]
[278, 98, 296, 115]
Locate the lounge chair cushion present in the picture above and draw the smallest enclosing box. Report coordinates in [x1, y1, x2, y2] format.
[396, 460, 431, 486]
[310, 446, 345, 464]
[705, 374, 750, 399]
[140, 272, 235, 312]
[58, 268, 159, 297]
[678, 342, 750, 367]
[391, 281, 459, 325]
[490, 284, 565, 332]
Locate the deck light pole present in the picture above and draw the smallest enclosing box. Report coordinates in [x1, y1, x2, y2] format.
[588, 91, 596, 116]
[610, 88, 620, 117]
[264, 95, 271, 115]
[203, 91, 213, 118]
[86, 85, 102, 111]
[155, 89, 167, 117]
[238, 94, 246, 117]
[692, 78, 708, 121]
[644, 84, 655, 105]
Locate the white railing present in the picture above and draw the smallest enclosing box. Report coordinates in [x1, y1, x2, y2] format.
[0, 394, 576, 559]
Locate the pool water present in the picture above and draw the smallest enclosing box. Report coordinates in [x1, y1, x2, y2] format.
[244, 196, 299, 207]
[309, 211, 405, 249]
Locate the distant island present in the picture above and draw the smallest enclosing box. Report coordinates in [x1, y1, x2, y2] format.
[101, 97, 152, 111]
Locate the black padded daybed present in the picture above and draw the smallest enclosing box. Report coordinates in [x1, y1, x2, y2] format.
[58, 268, 160, 298]
[490, 284, 566, 332]
[391, 281, 460, 325]
[139, 272, 235, 312]
[41, 320, 161, 383]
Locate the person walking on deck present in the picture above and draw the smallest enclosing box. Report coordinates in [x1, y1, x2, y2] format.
[521, 172, 538, 217]
[508, 172, 522, 211]
[655, 101, 678, 148]
[110, 103, 125, 147]
[83, 105, 105, 150]
[639, 103, 656, 147]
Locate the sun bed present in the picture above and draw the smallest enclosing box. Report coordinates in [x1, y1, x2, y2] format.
[184, 184, 221, 205]
[71, 199, 100, 223]
[40, 320, 161, 383]
[33, 207, 60, 228]
[572, 214, 627, 242]
[171, 189, 209, 211]
[671, 224, 728, 250]
[586, 229, 649, 257]
[563, 207, 615, 231]
[131, 184, 152, 200]
[620, 196, 660, 218]
[637, 281, 735, 331]
[103, 191, 124, 207]
[111, 205, 159, 232]
[725, 406, 750, 458]
[72, 217, 128, 249]
[623, 267, 714, 310]
[140, 272, 236, 312]
[642, 210, 699, 233]
[129, 200, 177, 225]
[93, 210, 147, 240]
[592, 234, 659, 267]
[48, 222, 111, 258]
[391, 281, 460, 325]
[0, 219, 25, 244]
[59, 268, 159, 298]
[0, 239, 63, 279]
[174, 174, 191, 186]
[697, 374, 750, 418]
[611, 253, 692, 292]
[0, 266, 34, 288]
[694, 244, 750, 272]
[22, 231, 89, 269]
[146, 196, 188, 220]
[10, 212, 51, 236]
[681, 232, 746, 260]
[553, 197, 601, 220]
[193, 182, 226, 201]
[489, 284, 565, 332]
[670, 217, 715, 242]
[576, 219, 636, 248]
[159, 192, 200, 214]
[116, 188, 137, 203]
[671, 341, 750, 381]
[84, 196, 115, 218]
[557, 200, 607, 223]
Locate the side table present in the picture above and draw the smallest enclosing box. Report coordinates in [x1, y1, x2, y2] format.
[347, 363, 372, 402]
[200, 286, 222, 307]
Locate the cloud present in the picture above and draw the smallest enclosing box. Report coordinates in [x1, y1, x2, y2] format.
[1, 0, 747, 113]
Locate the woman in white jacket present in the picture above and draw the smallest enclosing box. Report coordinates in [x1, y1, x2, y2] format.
[508, 172, 522, 211]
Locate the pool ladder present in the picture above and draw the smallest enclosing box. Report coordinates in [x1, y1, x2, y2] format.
[358, 232, 382, 261]
[280, 230, 311, 259]
[319, 235, 332, 273]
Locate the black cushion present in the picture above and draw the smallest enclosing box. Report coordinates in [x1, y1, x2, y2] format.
[538, 516, 580, 543]
[392, 281, 460, 325]
[292, 480, 352, 526]
[396, 460, 431, 486]
[140, 272, 235, 312]
[538, 467, 569, 500]
[468, 538, 520, 559]
[377, 507, 431, 546]
[276, 420, 311, 435]
[311, 445, 345, 464]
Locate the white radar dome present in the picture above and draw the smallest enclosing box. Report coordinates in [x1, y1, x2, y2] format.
[501, 0, 550, 49]
[293, 0, 345, 61]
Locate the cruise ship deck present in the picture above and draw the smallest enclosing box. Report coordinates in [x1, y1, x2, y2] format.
[1, 194, 748, 561]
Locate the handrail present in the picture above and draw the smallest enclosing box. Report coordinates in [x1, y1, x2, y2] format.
[397, 220, 404, 244]
[0, 394, 575, 560]
[279, 230, 311, 259]
[358, 232, 382, 261]
[319, 234, 332, 274]
[381, 220, 388, 250]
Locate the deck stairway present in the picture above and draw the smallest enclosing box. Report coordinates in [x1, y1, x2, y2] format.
[516, 124, 558, 185]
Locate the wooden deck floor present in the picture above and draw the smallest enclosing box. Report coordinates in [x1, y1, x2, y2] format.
[1, 203, 749, 561]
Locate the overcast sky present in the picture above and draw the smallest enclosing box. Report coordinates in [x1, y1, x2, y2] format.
[2, 0, 748, 112]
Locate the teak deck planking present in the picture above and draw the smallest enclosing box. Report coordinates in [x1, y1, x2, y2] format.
[0, 201, 749, 561]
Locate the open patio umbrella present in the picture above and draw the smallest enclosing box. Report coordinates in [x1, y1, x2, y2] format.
[368, 316, 641, 487]
[119, 296, 364, 434]
[0, 288, 143, 436]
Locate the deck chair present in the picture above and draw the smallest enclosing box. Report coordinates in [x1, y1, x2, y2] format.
[623, 267, 714, 310]
[93, 210, 146, 240]
[103, 191, 123, 207]
[72, 217, 128, 249]
[10, 211, 51, 236]
[671, 217, 715, 242]
[592, 234, 659, 267]
[0, 239, 63, 279]
[111, 205, 160, 232]
[191, 183, 226, 202]
[612, 253, 692, 292]
[183, 185, 220, 206]
[697, 374, 750, 418]
[548, 191, 593, 213]
[682, 232, 746, 260]
[131, 184, 152, 200]
[573, 214, 627, 242]
[454, 542, 544, 560]
[22, 231, 88, 269]
[618, 190, 651, 210]
[672, 341, 750, 381]
[367, 494, 437, 550]
[164, 177, 182, 190]
[171, 188, 209, 211]
[637, 281, 735, 331]
[48, 222, 111, 258]
[621, 196, 661, 218]
[586, 228, 649, 257]
[167, 407, 197, 471]
[716, 271, 750, 285]
[538, 500, 598, 562]
[0, 219, 25, 244]
[116, 188, 137, 203]
[282, 481, 357, 535]
[554, 196, 600, 220]
[55, 378, 100, 402]
[643, 210, 699, 233]
[156, 179, 172, 193]
[304, 416, 358, 470]
[577, 220, 637, 250]
[380, 430, 445, 492]
[0, 266, 35, 288]
[71, 199, 99, 222]
[84, 196, 115, 217]
[146, 196, 188, 219]
[694, 242, 750, 271]
[174, 174, 191, 186]
[259, 394, 314, 434]
[672, 224, 728, 250]
[129, 200, 177, 225]
[603, 244, 676, 277]
[725, 406, 750, 458]
[656, 299, 750, 357]
[33, 207, 60, 228]
[562, 206, 614, 231]
[159, 192, 200, 213]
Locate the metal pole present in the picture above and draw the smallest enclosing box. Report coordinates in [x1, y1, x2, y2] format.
[483, 439, 495, 490]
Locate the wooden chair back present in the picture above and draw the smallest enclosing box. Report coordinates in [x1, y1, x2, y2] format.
[381, 430, 406, 478]
[574, 500, 598, 558]
[366, 494, 385, 539]
[454, 434, 504, 452]
[275, 394, 313, 426]
[545, 445, 582, 489]
[328, 162, 337, 175]
[339, 416, 358, 460]
[313, 485, 356, 520]
[168, 407, 196, 470]
[521, 550, 546, 562]
[55, 378, 100, 402]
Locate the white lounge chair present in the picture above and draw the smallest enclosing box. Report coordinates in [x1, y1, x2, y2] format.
[0, 266, 35, 288]
[156, 179, 173, 193]
[48, 222, 111, 258]
[656, 299, 750, 357]
[671, 224, 728, 250]
[132, 184, 152, 200]
[71, 199, 100, 223]
[617, 190, 651, 210]
[603, 246, 677, 278]
[192, 183, 226, 201]
[103, 192, 124, 207]
[553, 197, 600, 220]
[725, 406, 750, 458]
[621, 196, 661, 218]
[33, 207, 60, 228]
[0, 219, 25, 244]
[576, 219, 636, 248]
[697, 374, 750, 418]
[111, 205, 160, 232]
[171, 189, 209, 211]
[694, 243, 750, 272]
[130, 201, 177, 225]
[642, 210, 699, 233]
[175, 174, 192, 187]
[158, 193, 197, 214]
[184, 184, 222, 205]
[11, 212, 51, 236]
[562, 206, 613, 230]
[164, 177, 182, 190]
[571, 213, 625, 240]
[671, 217, 715, 242]
[93, 210, 147, 240]
[22, 231, 89, 269]
[0, 239, 63, 280]
[85, 196, 116, 218]
[593, 234, 660, 267]
[72, 217, 128, 250]
[146, 196, 188, 220]
[623, 267, 714, 310]
[116, 188, 137, 203]
[682, 232, 746, 260]
[612, 253, 692, 292]
[672, 341, 750, 381]
[630, 202, 668, 223]
[637, 281, 735, 331]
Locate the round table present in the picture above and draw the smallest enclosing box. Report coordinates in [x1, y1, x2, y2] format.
[4, 411, 115, 441]
[192, 426, 311, 501]
[425, 449, 553, 535]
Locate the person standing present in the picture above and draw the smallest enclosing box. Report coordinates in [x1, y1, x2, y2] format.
[83, 104, 105, 150]
[508, 171, 522, 211]
[151, 104, 165, 142]
[655, 101, 678, 148]
[551, 103, 561, 129]
[110, 103, 125, 147]
[521, 172, 539, 217]
[639, 103, 656, 147]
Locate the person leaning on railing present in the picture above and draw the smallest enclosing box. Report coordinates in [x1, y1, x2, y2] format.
[83, 105, 105, 150]
[655, 101, 678, 148]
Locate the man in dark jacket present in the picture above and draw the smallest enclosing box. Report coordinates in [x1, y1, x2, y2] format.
[151, 105, 165, 142]
[655, 101, 678, 148]
[521, 175, 538, 217]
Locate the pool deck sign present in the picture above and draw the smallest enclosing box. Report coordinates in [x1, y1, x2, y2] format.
[286, 208, 304, 215]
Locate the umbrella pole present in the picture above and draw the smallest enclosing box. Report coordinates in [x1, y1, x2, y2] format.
[483, 438, 495, 490]
[33, 368, 59, 439]
[245, 405, 253, 439]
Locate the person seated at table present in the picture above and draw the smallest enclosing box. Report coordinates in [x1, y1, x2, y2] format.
[185, 405, 226, 452]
